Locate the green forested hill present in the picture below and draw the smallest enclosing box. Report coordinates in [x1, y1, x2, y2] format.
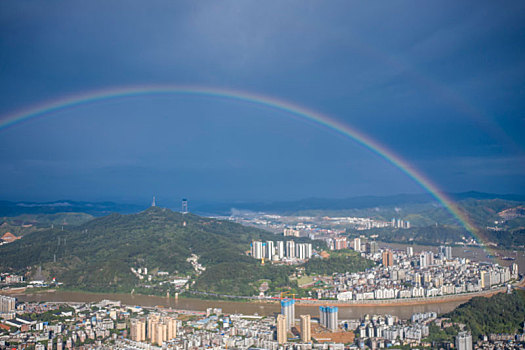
[428, 290, 525, 341]
[444, 290, 525, 339]
[0, 207, 314, 295]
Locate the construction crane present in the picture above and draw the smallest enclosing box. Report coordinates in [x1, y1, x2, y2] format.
[280, 291, 297, 300]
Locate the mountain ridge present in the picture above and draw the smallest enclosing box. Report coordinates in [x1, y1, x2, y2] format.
[0, 207, 324, 296]
[2, 191, 523, 217]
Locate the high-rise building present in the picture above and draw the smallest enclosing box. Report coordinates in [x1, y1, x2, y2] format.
[300, 314, 311, 343]
[406, 246, 413, 257]
[304, 243, 313, 259]
[334, 237, 347, 250]
[283, 228, 300, 237]
[281, 299, 295, 330]
[296, 243, 305, 260]
[181, 198, 188, 214]
[419, 252, 427, 268]
[286, 240, 296, 259]
[0, 295, 16, 313]
[293, 243, 313, 260]
[511, 263, 519, 278]
[426, 251, 434, 266]
[392, 218, 410, 229]
[56, 337, 63, 350]
[155, 323, 167, 346]
[367, 241, 378, 254]
[251, 241, 264, 259]
[130, 320, 140, 341]
[144, 314, 176, 346]
[165, 316, 177, 340]
[480, 271, 490, 289]
[319, 306, 338, 331]
[455, 331, 472, 350]
[352, 237, 361, 252]
[276, 314, 287, 344]
[147, 314, 160, 343]
[419, 251, 434, 268]
[439, 246, 452, 260]
[131, 319, 146, 342]
[414, 272, 422, 285]
[319, 307, 326, 329]
[382, 250, 394, 267]
[423, 271, 432, 286]
[276, 241, 285, 259]
[266, 241, 275, 259]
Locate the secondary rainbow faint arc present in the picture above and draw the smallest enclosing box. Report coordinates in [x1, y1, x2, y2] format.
[0, 85, 482, 242]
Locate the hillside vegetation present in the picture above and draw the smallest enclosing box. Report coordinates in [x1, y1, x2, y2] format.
[444, 290, 525, 340]
[428, 290, 525, 342]
[0, 207, 338, 296]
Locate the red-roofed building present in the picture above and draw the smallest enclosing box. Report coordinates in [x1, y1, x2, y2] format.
[1, 232, 20, 243]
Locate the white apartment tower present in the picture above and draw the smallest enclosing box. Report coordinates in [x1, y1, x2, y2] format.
[251, 241, 264, 260]
[286, 240, 296, 259]
[276, 241, 285, 259]
[266, 241, 275, 259]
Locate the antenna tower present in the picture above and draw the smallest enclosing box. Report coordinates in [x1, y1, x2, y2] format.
[182, 198, 188, 214]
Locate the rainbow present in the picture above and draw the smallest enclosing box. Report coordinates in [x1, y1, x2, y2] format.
[0, 85, 487, 247]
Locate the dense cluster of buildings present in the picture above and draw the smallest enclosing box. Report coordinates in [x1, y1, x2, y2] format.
[317, 247, 519, 301]
[323, 237, 381, 253]
[130, 314, 177, 345]
[0, 299, 125, 350]
[2, 296, 524, 349]
[251, 240, 313, 262]
[390, 218, 410, 229]
[224, 212, 419, 241]
[276, 298, 349, 347]
[354, 312, 434, 346]
[224, 213, 396, 237]
[0, 273, 24, 285]
[319, 307, 338, 332]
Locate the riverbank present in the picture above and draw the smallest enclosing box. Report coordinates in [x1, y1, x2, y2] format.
[10, 284, 520, 320]
[296, 286, 509, 307]
[5, 280, 517, 308]
[0, 289, 465, 320]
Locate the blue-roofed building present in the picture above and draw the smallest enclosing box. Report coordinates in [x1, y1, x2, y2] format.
[280, 298, 295, 330]
[319, 306, 338, 331]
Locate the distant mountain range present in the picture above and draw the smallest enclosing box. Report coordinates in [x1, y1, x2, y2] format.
[1, 193, 524, 242]
[193, 191, 525, 215]
[2, 191, 523, 217]
[0, 200, 147, 217]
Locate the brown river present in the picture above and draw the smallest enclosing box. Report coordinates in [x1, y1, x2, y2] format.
[13, 243, 525, 320]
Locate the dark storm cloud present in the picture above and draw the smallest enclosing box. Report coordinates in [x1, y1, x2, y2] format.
[0, 0, 523, 201]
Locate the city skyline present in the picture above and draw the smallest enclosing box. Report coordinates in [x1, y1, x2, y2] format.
[0, 2, 523, 346]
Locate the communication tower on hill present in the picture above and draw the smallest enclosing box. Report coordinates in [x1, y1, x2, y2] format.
[152, 196, 156, 207]
[182, 198, 188, 214]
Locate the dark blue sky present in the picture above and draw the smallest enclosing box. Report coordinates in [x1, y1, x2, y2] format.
[0, 1, 524, 203]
